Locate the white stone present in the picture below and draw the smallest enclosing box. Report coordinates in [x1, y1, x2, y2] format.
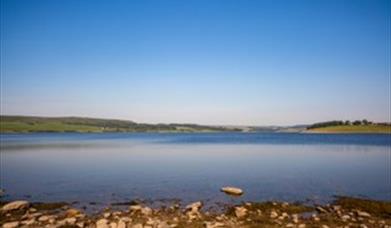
[38, 215, 52, 222]
[341, 214, 350, 221]
[270, 210, 278, 219]
[185, 201, 202, 211]
[357, 211, 371, 218]
[129, 205, 142, 212]
[234, 206, 247, 218]
[1, 201, 29, 212]
[117, 219, 126, 228]
[205, 222, 225, 228]
[220, 186, 243, 195]
[141, 207, 153, 216]
[96, 218, 109, 228]
[65, 217, 77, 225]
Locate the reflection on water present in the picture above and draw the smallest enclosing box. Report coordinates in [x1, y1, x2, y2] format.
[0, 133, 390, 209]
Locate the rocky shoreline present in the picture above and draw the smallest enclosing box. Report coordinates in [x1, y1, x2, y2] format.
[1, 196, 390, 228]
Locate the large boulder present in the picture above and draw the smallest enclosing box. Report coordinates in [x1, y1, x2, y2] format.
[221, 186, 243, 196]
[1, 200, 29, 213]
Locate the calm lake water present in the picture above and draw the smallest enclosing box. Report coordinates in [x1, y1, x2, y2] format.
[1, 133, 390, 210]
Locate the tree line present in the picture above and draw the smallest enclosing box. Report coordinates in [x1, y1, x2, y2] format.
[307, 119, 390, 129]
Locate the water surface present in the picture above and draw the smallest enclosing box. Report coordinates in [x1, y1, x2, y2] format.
[1, 133, 390, 209]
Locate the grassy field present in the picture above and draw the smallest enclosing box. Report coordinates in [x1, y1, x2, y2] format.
[0, 116, 241, 133]
[306, 124, 391, 134]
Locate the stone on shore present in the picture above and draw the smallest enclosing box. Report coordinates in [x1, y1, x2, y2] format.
[129, 205, 142, 212]
[65, 208, 80, 217]
[234, 206, 248, 218]
[1, 201, 29, 213]
[185, 201, 203, 211]
[131, 224, 143, 228]
[2, 221, 20, 228]
[356, 210, 371, 218]
[141, 207, 153, 216]
[117, 219, 126, 228]
[96, 218, 109, 228]
[220, 187, 243, 196]
[185, 201, 203, 220]
[270, 210, 278, 219]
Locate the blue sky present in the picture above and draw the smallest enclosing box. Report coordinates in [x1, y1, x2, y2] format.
[1, 0, 390, 125]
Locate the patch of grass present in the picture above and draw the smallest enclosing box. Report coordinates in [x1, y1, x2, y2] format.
[0, 121, 102, 133]
[307, 125, 391, 134]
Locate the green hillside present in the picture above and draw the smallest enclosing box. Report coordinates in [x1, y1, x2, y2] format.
[0, 116, 241, 133]
[306, 120, 391, 134]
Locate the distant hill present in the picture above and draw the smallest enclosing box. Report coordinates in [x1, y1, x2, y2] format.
[3, 116, 386, 134]
[0, 116, 243, 133]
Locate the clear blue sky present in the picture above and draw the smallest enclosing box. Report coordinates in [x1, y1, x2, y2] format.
[1, 0, 390, 125]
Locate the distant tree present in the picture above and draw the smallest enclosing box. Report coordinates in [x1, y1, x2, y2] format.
[353, 120, 362, 125]
[362, 119, 369, 125]
[345, 120, 351, 125]
[307, 120, 345, 129]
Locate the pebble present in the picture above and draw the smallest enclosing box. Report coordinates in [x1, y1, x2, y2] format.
[64, 217, 77, 225]
[66, 208, 80, 217]
[341, 215, 351, 221]
[316, 206, 328, 213]
[185, 201, 203, 211]
[332, 205, 341, 211]
[204, 221, 225, 228]
[129, 205, 142, 212]
[270, 210, 278, 219]
[234, 206, 248, 218]
[21, 218, 35, 225]
[282, 202, 289, 207]
[142, 207, 153, 216]
[157, 221, 170, 228]
[38, 215, 52, 222]
[96, 218, 109, 228]
[117, 219, 126, 228]
[292, 214, 299, 222]
[2, 222, 20, 228]
[357, 211, 371, 218]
